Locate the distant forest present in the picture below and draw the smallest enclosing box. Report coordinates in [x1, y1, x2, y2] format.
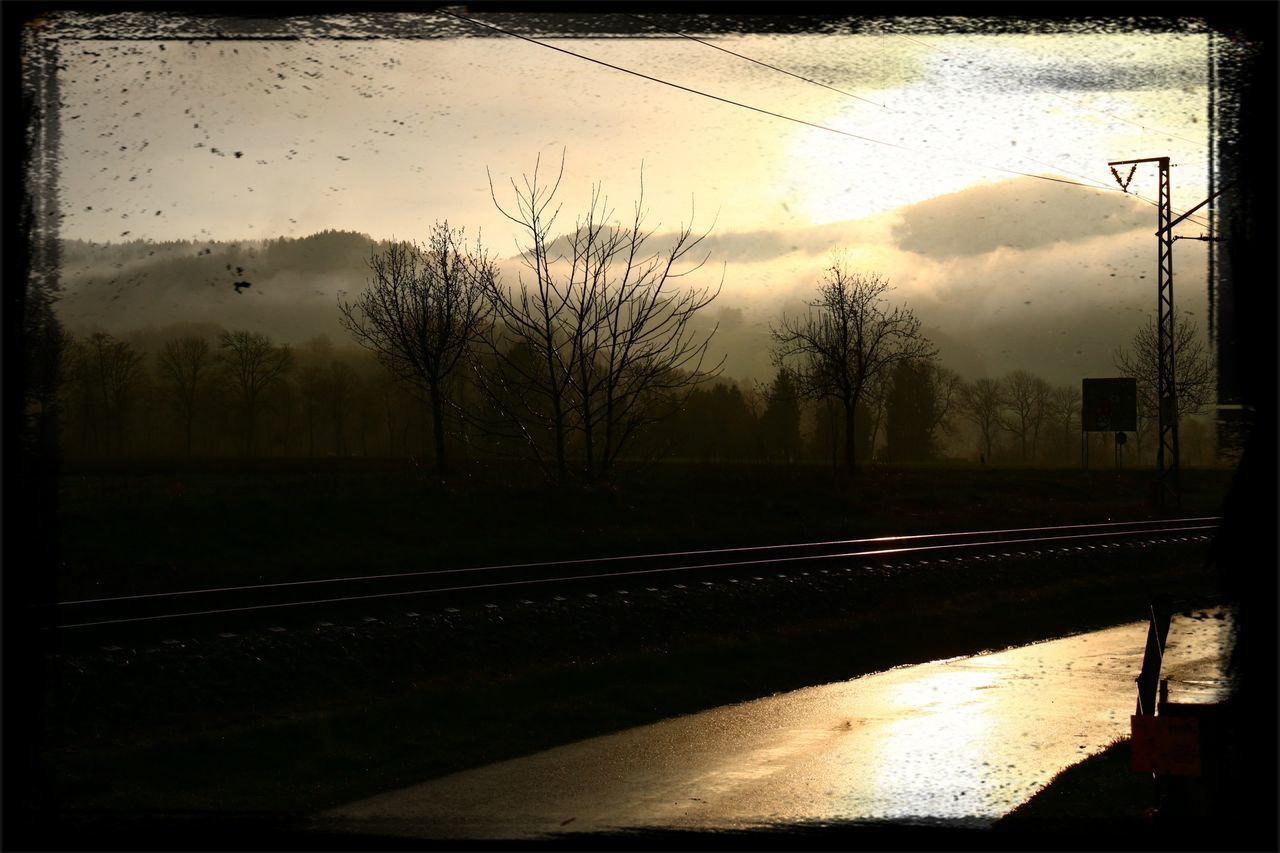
[45, 321, 1221, 471]
[40, 230, 1224, 477]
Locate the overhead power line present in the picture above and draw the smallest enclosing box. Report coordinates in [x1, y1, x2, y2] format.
[620, 16, 1208, 230]
[625, 13, 894, 112]
[1133, 193, 1210, 229]
[441, 10, 1132, 197]
[442, 11, 910, 151]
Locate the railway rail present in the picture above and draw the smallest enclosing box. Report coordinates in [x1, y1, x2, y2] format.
[47, 517, 1219, 642]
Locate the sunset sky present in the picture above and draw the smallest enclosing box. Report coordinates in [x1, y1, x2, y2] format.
[45, 11, 1219, 384]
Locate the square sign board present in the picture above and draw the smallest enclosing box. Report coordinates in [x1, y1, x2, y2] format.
[1082, 378, 1137, 432]
[1131, 713, 1202, 777]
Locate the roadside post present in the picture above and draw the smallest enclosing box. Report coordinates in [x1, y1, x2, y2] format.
[1133, 600, 1172, 718]
[1129, 602, 1226, 822]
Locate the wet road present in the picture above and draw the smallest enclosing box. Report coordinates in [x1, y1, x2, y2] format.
[322, 608, 1232, 839]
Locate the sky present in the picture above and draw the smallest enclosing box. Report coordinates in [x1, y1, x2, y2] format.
[40, 10, 1219, 385]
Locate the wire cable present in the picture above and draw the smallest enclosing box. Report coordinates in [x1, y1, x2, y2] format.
[445, 12, 1210, 233]
[620, 16, 1210, 230]
[625, 12, 895, 112]
[441, 10, 1129, 196]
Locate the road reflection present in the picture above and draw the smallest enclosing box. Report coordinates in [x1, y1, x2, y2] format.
[863, 668, 1000, 821]
[321, 607, 1232, 839]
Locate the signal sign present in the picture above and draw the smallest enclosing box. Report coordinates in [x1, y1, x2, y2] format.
[1082, 378, 1138, 432]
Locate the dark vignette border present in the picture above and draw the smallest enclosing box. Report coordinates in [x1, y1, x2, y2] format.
[5, 2, 1275, 849]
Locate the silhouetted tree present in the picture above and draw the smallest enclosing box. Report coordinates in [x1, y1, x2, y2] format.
[1131, 412, 1160, 465]
[326, 360, 359, 456]
[813, 397, 839, 468]
[885, 359, 936, 462]
[1048, 384, 1082, 465]
[23, 284, 67, 460]
[673, 381, 756, 462]
[861, 371, 890, 461]
[156, 336, 213, 455]
[770, 260, 935, 475]
[959, 377, 1007, 463]
[759, 367, 802, 464]
[926, 362, 964, 441]
[100, 333, 146, 456]
[339, 222, 495, 473]
[1002, 369, 1053, 463]
[1180, 415, 1216, 467]
[64, 338, 101, 455]
[478, 155, 723, 483]
[295, 336, 335, 457]
[65, 332, 145, 456]
[367, 364, 433, 459]
[219, 329, 293, 456]
[298, 364, 324, 457]
[1113, 314, 1214, 461]
[349, 365, 379, 457]
[266, 378, 300, 457]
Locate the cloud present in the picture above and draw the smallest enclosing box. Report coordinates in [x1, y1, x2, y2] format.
[1023, 60, 1203, 92]
[890, 176, 1153, 259]
[948, 57, 1205, 95]
[56, 188, 1211, 394]
[689, 213, 1209, 387]
[702, 220, 892, 264]
[535, 217, 893, 270]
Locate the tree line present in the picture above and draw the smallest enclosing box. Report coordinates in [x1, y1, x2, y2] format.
[46, 311, 1217, 474]
[37, 157, 1221, 478]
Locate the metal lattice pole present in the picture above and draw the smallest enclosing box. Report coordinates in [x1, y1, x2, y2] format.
[1155, 158, 1181, 510]
[1109, 156, 1181, 511]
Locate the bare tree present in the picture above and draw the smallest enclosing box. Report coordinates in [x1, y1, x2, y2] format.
[771, 260, 935, 474]
[156, 336, 213, 455]
[295, 336, 334, 457]
[1113, 314, 1214, 455]
[268, 379, 300, 457]
[24, 289, 68, 458]
[959, 377, 1007, 463]
[477, 155, 723, 483]
[1048, 384, 1082, 465]
[884, 357, 962, 462]
[326, 360, 359, 456]
[219, 330, 293, 456]
[63, 337, 97, 455]
[65, 332, 146, 456]
[861, 370, 891, 461]
[1131, 411, 1158, 464]
[297, 364, 324, 457]
[1002, 369, 1053, 464]
[811, 397, 843, 470]
[1181, 415, 1215, 467]
[758, 367, 802, 464]
[98, 333, 146, 456]
[926, 362, 963, 437]
[339, 222, 495, 473]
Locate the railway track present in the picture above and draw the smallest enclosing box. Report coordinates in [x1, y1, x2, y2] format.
[48, 517, 1218, 641]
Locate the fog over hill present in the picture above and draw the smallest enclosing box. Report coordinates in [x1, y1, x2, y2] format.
[57, 230, 377, 348]
[54, 180, 1212, 389]
[44, 19, 1214, 391]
